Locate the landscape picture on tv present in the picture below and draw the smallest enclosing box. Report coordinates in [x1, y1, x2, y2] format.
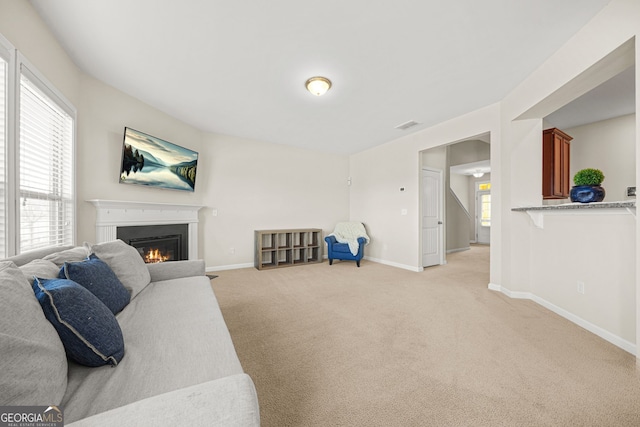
[119, 127, 198, 192]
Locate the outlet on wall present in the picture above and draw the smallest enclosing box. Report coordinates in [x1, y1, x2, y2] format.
[577, 281, 585, 294]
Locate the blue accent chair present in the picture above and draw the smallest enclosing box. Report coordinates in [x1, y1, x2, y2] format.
[325, 236, 367, 267]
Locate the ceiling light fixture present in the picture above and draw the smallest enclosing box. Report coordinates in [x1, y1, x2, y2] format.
[305, 76, 332, 96]
[472, 170, 485, 178]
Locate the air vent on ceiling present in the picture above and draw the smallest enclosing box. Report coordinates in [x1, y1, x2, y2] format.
[395, 120, 420, 131]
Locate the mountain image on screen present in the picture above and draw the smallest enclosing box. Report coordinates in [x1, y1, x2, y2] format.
[119, 128, 198, 192]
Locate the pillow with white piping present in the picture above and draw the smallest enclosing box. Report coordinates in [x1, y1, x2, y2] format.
[59, 254, 131, 314]
[33, 277, 125, 367]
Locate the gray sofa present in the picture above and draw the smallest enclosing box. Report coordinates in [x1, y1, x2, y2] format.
[0, 240, 259, 426]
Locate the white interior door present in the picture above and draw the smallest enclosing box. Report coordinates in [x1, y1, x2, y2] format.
[422, 168, 443, 267]
[476, 190, 491, 244]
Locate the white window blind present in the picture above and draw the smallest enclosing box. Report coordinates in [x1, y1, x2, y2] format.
[19, 70, 74, 252]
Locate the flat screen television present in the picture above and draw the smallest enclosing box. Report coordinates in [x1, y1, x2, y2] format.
[119, 127, 198, 192]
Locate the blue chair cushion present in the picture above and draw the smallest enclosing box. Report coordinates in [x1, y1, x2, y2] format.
[59, 254, 130, 314]
[33, 277, 125, 367]
[332, 243, 352, 253]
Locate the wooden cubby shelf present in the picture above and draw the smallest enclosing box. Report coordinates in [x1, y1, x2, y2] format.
[255, 228, 323, 270]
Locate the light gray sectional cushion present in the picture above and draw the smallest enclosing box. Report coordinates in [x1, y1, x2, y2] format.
[87, 239, 151, 299]
[0, 261, 68, 405]
[43, 246, 89, 267]
[3, 245, 76, 267]
[61, 276, 244, 423]
[66, 374, 260, 427]
[147, 259, 205, 282]
[19, 259, 60, 285]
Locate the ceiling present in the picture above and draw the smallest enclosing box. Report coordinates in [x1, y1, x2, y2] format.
[545, 65, 635, 129]
[450, 159, 491, 177]
[30, 0, 613, 155]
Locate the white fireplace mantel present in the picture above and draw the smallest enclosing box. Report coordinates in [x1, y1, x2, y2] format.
[87, 199, 204, 259]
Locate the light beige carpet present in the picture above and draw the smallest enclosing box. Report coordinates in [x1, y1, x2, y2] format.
[212, 246, 640, 426]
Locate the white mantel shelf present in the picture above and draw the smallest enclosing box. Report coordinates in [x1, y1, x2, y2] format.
[512, 200, 636, 229]
[87, 199, 204, 259]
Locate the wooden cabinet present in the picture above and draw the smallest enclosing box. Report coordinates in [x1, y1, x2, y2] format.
[255, 228, 323, 270]
[542, 128, 572, 199]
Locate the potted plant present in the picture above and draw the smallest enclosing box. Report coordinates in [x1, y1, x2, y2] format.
[570, 168, 605, 203]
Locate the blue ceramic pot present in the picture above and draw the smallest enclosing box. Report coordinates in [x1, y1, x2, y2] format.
[570, 185, 605, 203]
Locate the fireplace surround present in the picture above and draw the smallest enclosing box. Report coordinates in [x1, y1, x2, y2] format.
[87, 200, 203, 260]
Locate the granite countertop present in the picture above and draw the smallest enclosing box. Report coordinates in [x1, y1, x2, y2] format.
[512, 200, 636, 212]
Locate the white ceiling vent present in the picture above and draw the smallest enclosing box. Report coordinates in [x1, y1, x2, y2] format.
[394, 120, 420, 131]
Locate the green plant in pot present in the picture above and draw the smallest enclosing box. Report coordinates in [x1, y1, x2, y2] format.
[570, 168, 605, 203]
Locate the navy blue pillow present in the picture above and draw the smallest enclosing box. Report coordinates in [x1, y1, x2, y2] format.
[59, 254, 130, 314]
[32, 277, 125, 367]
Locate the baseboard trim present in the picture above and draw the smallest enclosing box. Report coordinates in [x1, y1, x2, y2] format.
[446, 247, 470, 254]
[487, 283, 636, 355]
[206, 263, 254, 272]
[363, 256, 423, 272]
[207, 257, 423, 273]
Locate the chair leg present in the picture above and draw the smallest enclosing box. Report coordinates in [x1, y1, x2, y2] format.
[329, 259, 333, 265]
[356, 260, 360, 267]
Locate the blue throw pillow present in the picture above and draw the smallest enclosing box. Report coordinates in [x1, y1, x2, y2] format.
[32, 277, 125, 367]
[59, 254, 130, 314]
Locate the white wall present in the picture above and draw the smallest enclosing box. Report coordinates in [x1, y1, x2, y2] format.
[450, 173, 470, 212]
[530, 212, 636, 348]
[449, 140, 490, 166]
[446, 189, 470, 252]
[568, 114, 636, 202]
[0, 0, 80, 107]
[199, 133, 349, 270]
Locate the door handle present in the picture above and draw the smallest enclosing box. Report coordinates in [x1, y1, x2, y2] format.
[438, 221, 443, 225]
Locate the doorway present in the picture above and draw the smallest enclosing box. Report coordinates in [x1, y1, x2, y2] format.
[420, 134, 491, 269]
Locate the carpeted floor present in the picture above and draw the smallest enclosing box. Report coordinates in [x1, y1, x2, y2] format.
[211, 246, 640, 426]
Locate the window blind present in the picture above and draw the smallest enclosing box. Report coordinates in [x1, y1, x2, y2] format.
[19, 71, 74, 252]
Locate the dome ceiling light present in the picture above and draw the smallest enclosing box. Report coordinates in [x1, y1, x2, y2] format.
[305, 76, 332, 96]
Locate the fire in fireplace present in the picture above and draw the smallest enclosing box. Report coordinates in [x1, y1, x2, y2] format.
[117, 224, 188, 263]
[145, 248, 170, 263]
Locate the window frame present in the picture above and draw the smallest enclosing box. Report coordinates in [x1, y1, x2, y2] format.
[0, 33, 14, 257]
[0, 33, 77, 257]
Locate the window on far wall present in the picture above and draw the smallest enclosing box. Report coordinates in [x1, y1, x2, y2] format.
[476, 181, 491, 227]
[0, 33, 76, 257]
[480, 193, 491, 227]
